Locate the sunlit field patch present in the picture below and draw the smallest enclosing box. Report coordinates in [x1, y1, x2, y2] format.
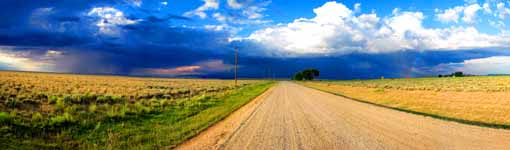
[301, 77, 510, 127]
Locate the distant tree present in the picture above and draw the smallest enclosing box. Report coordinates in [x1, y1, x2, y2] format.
[438, 75, 443, 78]
[301, 69, 319, 80]
[292, 69, 319, 80]
[293, 72, 304, 81]
[453, 71, 464, 77]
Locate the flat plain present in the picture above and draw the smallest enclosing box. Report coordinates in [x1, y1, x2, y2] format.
[301, 76, 510, 127]
[4, 71, 510, 149]
[0, 71, 272, 149]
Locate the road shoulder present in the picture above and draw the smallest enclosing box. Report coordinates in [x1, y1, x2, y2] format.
[175, 85, 275, 150]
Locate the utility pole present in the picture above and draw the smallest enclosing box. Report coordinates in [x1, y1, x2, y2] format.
[234, 47, 238, 87]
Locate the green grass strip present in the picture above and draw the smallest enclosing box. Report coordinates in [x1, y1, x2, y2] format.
[78, 81, 275, 149]
[0, 81, 274, 149]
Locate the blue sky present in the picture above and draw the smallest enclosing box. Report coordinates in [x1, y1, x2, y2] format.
[0, 0, 510, 79]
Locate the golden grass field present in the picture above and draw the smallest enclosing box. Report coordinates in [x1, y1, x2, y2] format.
[0, 71, 273, 149]
[301, 77, 510, 127]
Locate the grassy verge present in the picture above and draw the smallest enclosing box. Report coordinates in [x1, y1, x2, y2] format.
[1, 81, 274, 149]
[300, 81, 510, 130]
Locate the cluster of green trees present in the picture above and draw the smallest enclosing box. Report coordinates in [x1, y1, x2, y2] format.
[292, 69, 320, 80]
[438, 71, 466, 77]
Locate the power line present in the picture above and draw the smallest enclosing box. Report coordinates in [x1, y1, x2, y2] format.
[234, 47, 238, 87]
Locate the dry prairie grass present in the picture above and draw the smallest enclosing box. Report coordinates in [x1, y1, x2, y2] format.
[0, 71, 258, 100]
[302, 78, 510, 126]
[328, 76, 510, 92]
[0, 71, 272, 149]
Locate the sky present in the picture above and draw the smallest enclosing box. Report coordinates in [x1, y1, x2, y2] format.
[0, 0, 510, 79]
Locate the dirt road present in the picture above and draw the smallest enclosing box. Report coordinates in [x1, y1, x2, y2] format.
[178, 82, 510, 150]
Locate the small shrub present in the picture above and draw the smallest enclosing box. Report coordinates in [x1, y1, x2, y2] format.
[71, 95, 83, 104]
[160, 99, 169, 107]
[55, 97, 65, 111]
[9, 110, 16, 118]
[64, 105, 78, 114]
[5, 98, 17, 108]
[177, 88, 190, 94]
[35, 92, 48, 100]
[119, 105, 127, 118]
[150, 98, 160, 107]
[0, 112, 12, 124]
[49, 112, 74, 126]
[21, 99, 39, 105]
[134, 102, 150, 115]
[94, 122, 101, 130]
[31, 112, 44, 122]
[48, 95, 58, 104]
[82, 93, 97, 103]
[106, 104, 127, 119]
[107, 106, 117, 118]
[89, 103, 97, 113]
[97, 95, 113, 104]
[63, 95, 73, 104]
[112, 95, 125, 104]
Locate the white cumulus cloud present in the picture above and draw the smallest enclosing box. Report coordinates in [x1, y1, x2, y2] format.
[213, 13, 227, 22]
[483, 2, 492, 13]
[435, 6, 464, 23]
[88, 7, 138, 35]
[462, 3, 482, 23]
[354, 3, 361, 13]
[227, 0, 243, 9]
[244, 1, 510, 57]
[184, 0, 219, 19]
[497, 2, 510, 19]
[243, 5, 266, 19]
[435, 3, 483, 24]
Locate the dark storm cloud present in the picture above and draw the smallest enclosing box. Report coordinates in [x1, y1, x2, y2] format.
[0, 0, 114, 26]
[0, 0, 198, 48]
[0, 0, 111, 47]
[0, 31, 91, 47]
[221, 49, 510, 80]
[1, 0, 508, 79]
[0, 0, 235, 75]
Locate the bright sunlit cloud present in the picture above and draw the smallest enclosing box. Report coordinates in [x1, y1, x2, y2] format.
[245, 1, 510, 56]
[432, 56, 510, 75]
[0, 48, 62, 72]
